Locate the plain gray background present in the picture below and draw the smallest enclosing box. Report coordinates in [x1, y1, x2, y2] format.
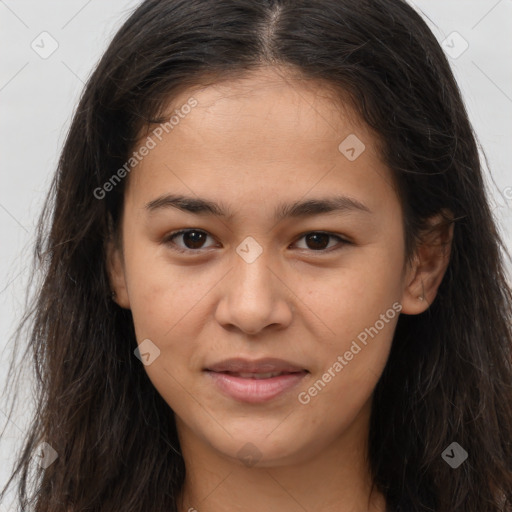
[0, 1, 511, 508]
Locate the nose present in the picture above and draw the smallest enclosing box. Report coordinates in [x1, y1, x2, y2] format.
[214, 248, 294, 336]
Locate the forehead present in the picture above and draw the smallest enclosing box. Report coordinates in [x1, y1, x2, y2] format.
[125, 66, 397, 213]
[161, 67, 365, 153]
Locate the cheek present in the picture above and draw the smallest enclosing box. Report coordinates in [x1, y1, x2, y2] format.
[295, 241, 404, 402]
[121, 235, 213, 382]
[303, 241, 405, 336]
[123, 227, 208, 329]
[294, 305, 399, 448]
[124, 261, 208, 415]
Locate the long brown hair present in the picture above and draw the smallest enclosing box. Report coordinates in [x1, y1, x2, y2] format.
[1, 0, 511, 510]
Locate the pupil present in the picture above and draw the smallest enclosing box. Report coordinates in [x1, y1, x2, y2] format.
[184, 231, 205, 249]
[306, 233, 329, 250]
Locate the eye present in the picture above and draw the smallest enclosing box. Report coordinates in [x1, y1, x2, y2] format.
[163, 229, 350, 254]
[163, 229, 218, 253]
[293, 231, 350, 252]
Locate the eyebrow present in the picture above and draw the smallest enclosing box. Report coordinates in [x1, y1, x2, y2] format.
[145, 193, 372, 221]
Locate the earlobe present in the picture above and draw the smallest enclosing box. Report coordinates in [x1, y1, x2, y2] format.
[106, 237, 131, 309]
[400, 212, 454, 315]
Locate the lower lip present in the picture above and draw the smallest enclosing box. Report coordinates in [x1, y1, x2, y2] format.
[205, 371, 307, 403]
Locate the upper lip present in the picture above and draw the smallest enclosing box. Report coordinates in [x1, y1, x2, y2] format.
[205, 357, 307, 374]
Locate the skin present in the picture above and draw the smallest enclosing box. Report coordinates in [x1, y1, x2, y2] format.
[108, 66, 453, 512]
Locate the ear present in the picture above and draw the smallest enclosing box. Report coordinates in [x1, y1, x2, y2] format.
[106, 232, 131, 309]
[400, 210, 454, 315]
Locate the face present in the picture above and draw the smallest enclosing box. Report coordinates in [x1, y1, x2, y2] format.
[108, 67, 431, 468]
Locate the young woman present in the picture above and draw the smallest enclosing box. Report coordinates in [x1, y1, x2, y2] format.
[1, 0, 511, 511]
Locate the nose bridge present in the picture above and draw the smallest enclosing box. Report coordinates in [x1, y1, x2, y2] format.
[232, 238, 278, 306]
[214, 238, 293, 334]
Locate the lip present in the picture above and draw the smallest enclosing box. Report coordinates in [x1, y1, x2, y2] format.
[205, 357, 306, 374]
[204, 357, 308, 403]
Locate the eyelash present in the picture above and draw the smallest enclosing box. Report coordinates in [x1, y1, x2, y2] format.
[162, 229, 351, 255]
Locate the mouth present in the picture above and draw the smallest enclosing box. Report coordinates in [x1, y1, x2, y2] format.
[204, 358, 309, 403]
[215, 371, 302, 379]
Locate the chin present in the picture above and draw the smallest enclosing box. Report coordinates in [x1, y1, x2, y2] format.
[205, 426, 318, 468]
